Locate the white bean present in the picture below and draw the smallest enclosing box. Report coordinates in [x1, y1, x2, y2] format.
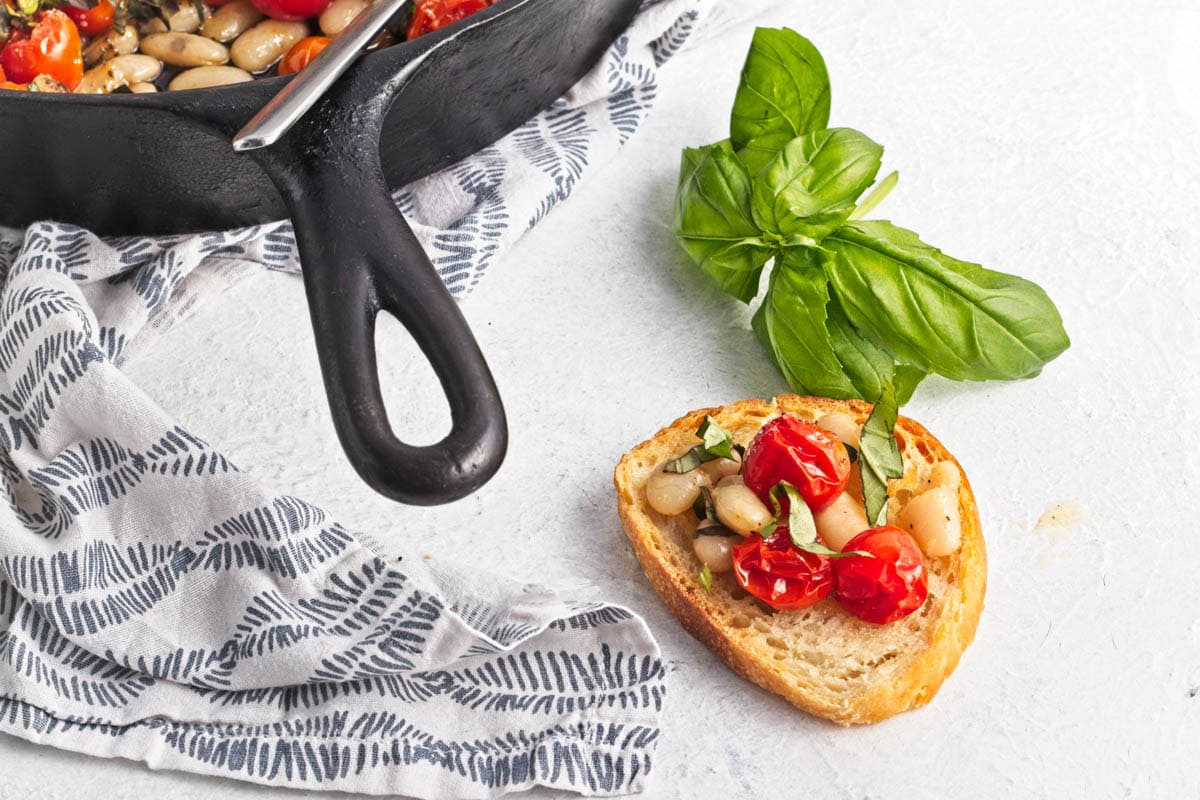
[75, 54, 163, 94]
[712, 483, 772, 536]
[816, 411, 861, 449]
[645, 470, 709, 517]
[141, 33, 229, 67]
[231, 20, 308, 73]
[897, 486, 961, 557]
[141, 17, 169, 36]
[928, 461, 961, 491]
[202, 0, 264, 43]
[28, 75, 68, 92]
[164, 2, 201, 32]
[84, 23, 139, 67]
[129, 82, 158, 93]
[699, 456, 740, 483]
[716, 474, 744, 488]
[168, 65, 253, 90]
[319, 0, 369, 35]
[693, 530, 735, 573]
[813, 491, 870, 551]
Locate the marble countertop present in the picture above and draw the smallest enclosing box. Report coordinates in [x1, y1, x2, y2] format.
[3, 0, 1198, 797]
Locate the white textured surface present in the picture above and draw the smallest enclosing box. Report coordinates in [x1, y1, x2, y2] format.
[3, 0, 1199, 797]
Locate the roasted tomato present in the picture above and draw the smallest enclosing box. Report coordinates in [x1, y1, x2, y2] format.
[278, 36, 331, 75]
[407, 0, 494, 39]
[731, 529, 833, 610]
[742, 415, 851, 512]
[833, 526, 928, 624]
[63, 0, 115, 38]
[250, 0, 332, 21]
[0, 10, 84, 90]
[0, 64, 26, 90]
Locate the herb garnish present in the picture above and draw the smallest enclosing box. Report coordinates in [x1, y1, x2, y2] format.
[760, 481, 865, 558]
[692, 488, 739, 536]
[859, 383, 904, 526]
[672, 27, 1069, 405]
[664, 415, 740, 473]
[697, 564, 713, 592]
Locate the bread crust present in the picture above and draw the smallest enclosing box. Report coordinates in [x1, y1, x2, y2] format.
[614, 395, 986, 725]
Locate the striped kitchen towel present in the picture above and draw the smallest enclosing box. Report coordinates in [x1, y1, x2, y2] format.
[0, 0, 777, 796]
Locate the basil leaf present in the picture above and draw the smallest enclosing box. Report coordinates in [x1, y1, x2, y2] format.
[751, 129, 883, 243]
[693, 486, 712, 520]
[824, 221, 1070, 381]
[693, 487, 739, 536]
[696, 523, 740, 538]
[672, 142, 774, 303]
[730, 28, 831, 155]
[762, 482, 863, 557]
[697, 564, 713, 592]
[754, 249, 859, 398]
[750, 299, 781, 370]
[826, 297, 926, 405]
[859, 383, 903, 527]
[663, 446, 706, 474]
[664, 415, 737, 473]
[697, 416, 736, 459]
[737, 139, 783, 178]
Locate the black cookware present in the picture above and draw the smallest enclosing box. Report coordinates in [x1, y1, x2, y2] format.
[0, 0, 642, 505]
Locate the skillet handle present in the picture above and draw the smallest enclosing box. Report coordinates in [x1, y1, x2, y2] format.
[271, 144, 507, 506]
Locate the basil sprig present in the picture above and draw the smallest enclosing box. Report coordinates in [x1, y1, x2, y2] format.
[672, 27, 1070, 404]
[664, 415, 740, 473]
[859, 383, 904, 526]
[760, 482, 865, 558]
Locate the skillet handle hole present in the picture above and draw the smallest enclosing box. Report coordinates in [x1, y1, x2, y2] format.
[374, 311, 453, 447]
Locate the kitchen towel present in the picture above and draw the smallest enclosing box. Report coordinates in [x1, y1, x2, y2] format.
[0, 0, 775, 796]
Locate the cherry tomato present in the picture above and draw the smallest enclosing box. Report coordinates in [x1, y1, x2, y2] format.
[63, 0, 115, 38]
[833, 526, 928, 624]
[277, 36, 330, 75]
[407, 0, 494, 39]
[250, 0, 331, 22]
[731, 529, 833, 610]
[0, 64, 26, 91]
[742, 415, 851, 512]
[0, 11, 83, 90]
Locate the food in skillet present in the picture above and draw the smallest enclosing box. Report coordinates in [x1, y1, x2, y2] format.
[614, 393, 986, 724]
[0, 0, 495, 92]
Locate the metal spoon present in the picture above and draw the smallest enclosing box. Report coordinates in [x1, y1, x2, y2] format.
[233, 0, 412, 151]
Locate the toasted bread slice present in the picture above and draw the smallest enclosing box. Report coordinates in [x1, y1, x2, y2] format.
[614, 395, 986, 725]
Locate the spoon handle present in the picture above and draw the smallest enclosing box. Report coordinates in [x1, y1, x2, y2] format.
[233, 0, 412, 151]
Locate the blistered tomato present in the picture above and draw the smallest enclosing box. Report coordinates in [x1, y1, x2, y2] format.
[833, 526, 928, 624]
[278, 36, 330, 75]
[731, 529, 833, 610]
[742, 415, 851, 512]
[407, 0, 494, 39]
[0, 11, 83, 90]
[63, 0, 115, 38]
[0, 64, 26, 90]
[250, 0, 332, 21]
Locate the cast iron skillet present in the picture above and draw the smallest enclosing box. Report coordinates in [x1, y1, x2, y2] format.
[0, 0, 641, 505]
